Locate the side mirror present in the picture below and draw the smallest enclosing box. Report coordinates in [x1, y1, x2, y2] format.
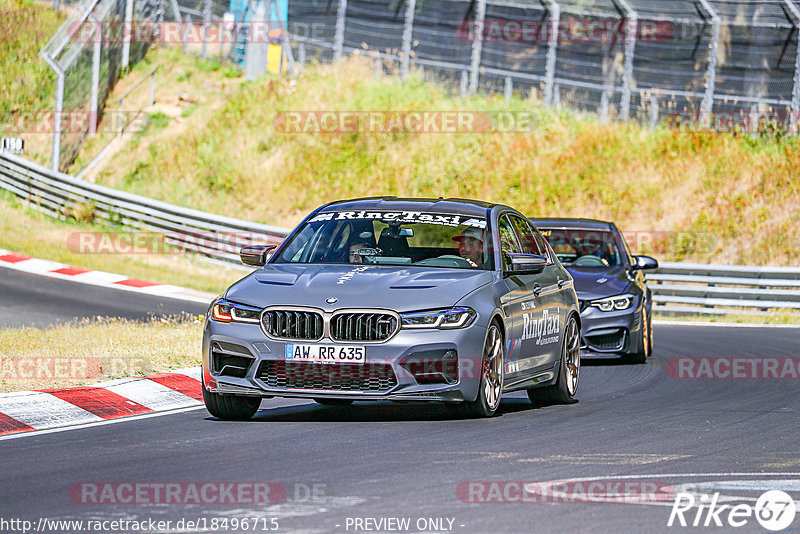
[632, 255, 658, 270]
[240, 244, 277, 267]
[506, 253, 547, 275]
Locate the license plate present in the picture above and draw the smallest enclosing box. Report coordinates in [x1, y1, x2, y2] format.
[285, 344, 366, 364]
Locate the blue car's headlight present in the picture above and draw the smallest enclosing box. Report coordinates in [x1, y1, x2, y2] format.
[590, 294, 634, 312]
[211, 299, 262, 323]
[401, 307, 477, 329]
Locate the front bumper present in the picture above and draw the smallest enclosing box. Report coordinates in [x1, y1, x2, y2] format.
[202, 319, 488, 403]
[578, 299, 644, 354]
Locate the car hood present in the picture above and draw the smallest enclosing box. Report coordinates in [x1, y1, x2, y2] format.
[225, 264, 494, 312]
[565, 265, 631, 301]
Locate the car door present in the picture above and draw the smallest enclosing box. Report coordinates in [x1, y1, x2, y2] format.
[507, 214, 563, 373]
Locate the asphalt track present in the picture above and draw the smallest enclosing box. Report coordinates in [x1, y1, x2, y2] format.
[0, 265, 209, 328]
[1, 271, 799, 533]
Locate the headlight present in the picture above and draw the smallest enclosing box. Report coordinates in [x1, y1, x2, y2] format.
[211, 299, 262, 323]
[401, 307, 477, 329]
[590, 294, 634, 312]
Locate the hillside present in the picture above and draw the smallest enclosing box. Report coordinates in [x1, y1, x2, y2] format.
[12, 44, 800, 266]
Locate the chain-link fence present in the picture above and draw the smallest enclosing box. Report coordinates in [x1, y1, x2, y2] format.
[38, 0, 800, 170]
[39, 0, 160, 171]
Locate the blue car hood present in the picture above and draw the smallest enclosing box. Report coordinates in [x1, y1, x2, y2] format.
[224, 264, 494, 313]
[566, 265, 631, 301]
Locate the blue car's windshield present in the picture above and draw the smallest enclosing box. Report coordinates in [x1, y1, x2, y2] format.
[273, 210, 493, 270]
[538, 228, 623, 267]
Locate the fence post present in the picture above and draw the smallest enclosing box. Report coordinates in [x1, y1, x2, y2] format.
[649, 94, 658, 130]
[615, 0, 637, 120]
[334, 0, 347, 61]
[121, 0, 134, 72]
[89, 14, 101, 135]
[543, 0, 560, 105]
[202, 0, 212, 59]
[697, 0, 720, 125]
[400, 0, 416, 79]
[469, 0, 487, 94]
[40, 53, 64, 172]
[784, 0, 800, 133]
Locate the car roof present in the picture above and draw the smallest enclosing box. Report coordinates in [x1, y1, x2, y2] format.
[530, 217, 614, 231]
[319, 197, 498, 217]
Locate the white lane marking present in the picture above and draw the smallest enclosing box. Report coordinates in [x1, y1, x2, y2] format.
[654, 320, 800, 329]
[105, 379, 201, 410]
[0, 406, 206, 441]
[7, 258, 65, 273]
[71, 271, 129, 284]
[0, 392, 103, 429]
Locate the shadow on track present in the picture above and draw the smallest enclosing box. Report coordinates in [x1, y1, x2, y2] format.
[203, 397, 575, 423]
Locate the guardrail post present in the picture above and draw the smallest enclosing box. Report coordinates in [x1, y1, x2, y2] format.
[202, 0, 212, 59]
[784, 0, 800, 133]
[400, 0, 416, 79]
[697, 0, 720, 126]
[460, 70, 468, 96]
[333, 0, 347, 61]
[89, 14, 101, 135]
[121, 0, 134, 71]
[468, 0, 487, 94]
[298, 41, 306, 68]
[149, 69, 156, 107]
[600, 90, 609, 121]
[504, 76, 512, 101]
[615, 0, 637, 120]
[543, 0, 560, 105]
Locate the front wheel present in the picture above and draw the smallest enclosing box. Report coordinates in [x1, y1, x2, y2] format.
[528, 315, 580, 405]
[202, 374, 261, 420]
[626, 306, 651, 364]
[451, 322, 505, 418]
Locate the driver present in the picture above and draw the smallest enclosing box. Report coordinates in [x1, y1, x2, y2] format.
[452, 228, 486, 268]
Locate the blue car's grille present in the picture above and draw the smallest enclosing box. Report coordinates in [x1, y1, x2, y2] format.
[262, 310, 324, 340]
[257, 361, 397, 392]
[330, 313, 398, 342]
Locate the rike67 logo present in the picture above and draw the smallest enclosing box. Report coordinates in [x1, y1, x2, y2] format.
[668, 490, 797, 530]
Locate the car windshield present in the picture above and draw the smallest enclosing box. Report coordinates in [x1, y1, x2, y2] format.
[273, 210, 493, 270]
[538, 228, 623, 267]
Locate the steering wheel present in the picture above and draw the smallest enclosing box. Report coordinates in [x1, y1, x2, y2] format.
[573, 255, 607, 267]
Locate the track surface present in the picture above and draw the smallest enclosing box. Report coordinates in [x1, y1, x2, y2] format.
[0, 265, 208, 328]
[1, 319, 799, 533]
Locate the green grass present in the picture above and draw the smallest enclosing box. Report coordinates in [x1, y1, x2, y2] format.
[0, 0, 65, 115]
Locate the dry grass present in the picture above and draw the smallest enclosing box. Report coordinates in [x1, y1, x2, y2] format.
[79, 51, 800, 266]
[0, 190, 247, 294]
[0, 315, 202, 393]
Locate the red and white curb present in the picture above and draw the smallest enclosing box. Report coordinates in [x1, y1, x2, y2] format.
[0, 367, 204, 437]
[0, 248, 215, 303]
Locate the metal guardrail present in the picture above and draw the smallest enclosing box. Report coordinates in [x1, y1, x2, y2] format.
[1, 152, 798, 316]
[0, 153, 289, 264]
[650, 262, 800, 316]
